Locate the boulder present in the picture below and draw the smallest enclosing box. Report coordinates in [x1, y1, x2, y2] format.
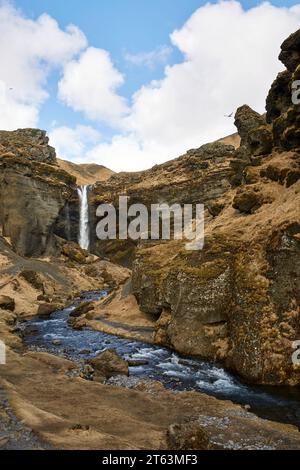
[69, 301, 94, 318]
[167, 422, 211, 450]
[232, 188, 262, 214]
[36, 294, 50, 302]
[207, 201, 225, 217]
[0, 295, 15, 311]
[79, 364, 94, 381]
[37, 303, 60, 318]
[88, 349, 129, 379]
[62, 242, 88, 264]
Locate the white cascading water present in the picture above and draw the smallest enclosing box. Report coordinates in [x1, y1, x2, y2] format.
[77, 185, 90, 250]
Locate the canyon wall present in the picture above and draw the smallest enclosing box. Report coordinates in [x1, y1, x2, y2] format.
[0, 29, 299, 385]
[130, 29, 300, 385]
[85, 29, 300, 385]
[0, 129, 76, 256]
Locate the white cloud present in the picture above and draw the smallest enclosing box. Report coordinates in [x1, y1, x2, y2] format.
[59, 1, 300, 172]
[0, 1, 87, 130]
[0, 80, 38, 129]
[58, 47, 129, 125]
[49, 125, 101, 161]
[85, 134, 158, 173]
[124, 45, 172, 69]
[117, 1, 300, 170]
[2, 1, 300, 173]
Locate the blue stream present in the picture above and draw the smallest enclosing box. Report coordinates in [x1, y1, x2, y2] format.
[23, 290, 300, 428]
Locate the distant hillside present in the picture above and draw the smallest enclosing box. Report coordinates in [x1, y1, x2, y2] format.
[217, 132, 240, 148]
[57, 158, 114, 185]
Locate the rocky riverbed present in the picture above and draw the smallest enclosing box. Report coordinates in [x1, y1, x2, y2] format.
[22, 291, 300, 430]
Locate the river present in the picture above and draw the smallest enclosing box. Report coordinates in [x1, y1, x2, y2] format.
[23, 290, 300, 429]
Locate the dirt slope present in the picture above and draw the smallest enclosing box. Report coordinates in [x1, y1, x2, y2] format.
[57, 159, 114, 185]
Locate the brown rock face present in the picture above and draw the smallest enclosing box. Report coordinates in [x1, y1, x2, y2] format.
[0, 129, 56, 164]
[0, 129, 75, 256]
[130, 29, 300, 385]
[266, 70, 292, 123]
[248, 126, 273, 156]
[234, 105, 265, 147]
[266, 30, 300, 152]
[279, 29, 300, 72]
[232, 188, 262, 214]
[37, 303, 61, 318]
[273, 105, 300, 151]
[69, 301, 94, 318]
[88, 141, 235, 265]
[132, 243, 232, 357]
[233, 106, 273, 158]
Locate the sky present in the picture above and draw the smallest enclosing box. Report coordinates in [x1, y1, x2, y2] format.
[1, 0, 300, 171]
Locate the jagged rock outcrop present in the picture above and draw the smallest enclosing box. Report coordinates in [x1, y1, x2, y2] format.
[279, 29, 300, 72]
[229, 106, 273, 186]
[266, 30, 300, 151]
[234, 105, 266, 147]
[0, 129, 56, 164]
[0, 128, 76, 256]
[266, 70, 292, 123]
[272, 102, 300, 150]
[130, 29, 300, 385]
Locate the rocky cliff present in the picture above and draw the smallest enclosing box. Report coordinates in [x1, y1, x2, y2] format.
[122, 30, 300, 385]
[88, 138, 239, 265]
[0, 30, 299, 388]
[0, 129, 76, 256]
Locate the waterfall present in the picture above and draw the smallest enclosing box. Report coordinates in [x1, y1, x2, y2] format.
[77, 185, 90, 251]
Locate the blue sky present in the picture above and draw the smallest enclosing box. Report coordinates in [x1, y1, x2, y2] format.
[17, 0, 300, 130]
[1, 1, 300, 170]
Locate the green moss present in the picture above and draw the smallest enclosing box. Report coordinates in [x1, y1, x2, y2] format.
[169, 258, 228, 282]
